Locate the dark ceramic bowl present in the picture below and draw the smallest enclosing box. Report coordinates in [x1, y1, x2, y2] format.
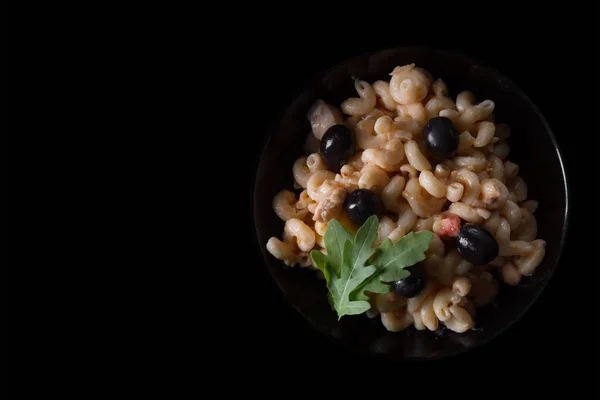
[252, 47, 569, 359]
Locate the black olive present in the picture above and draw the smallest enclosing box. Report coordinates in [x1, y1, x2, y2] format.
[320, 124, 355, 172]
[343, 189, 384, 225]
[456, 223, 499, 265]
[423, 117, 459, 158]
[393, 265, 426, 298]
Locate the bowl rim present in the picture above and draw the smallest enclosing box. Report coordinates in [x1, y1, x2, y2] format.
[250, 45, 571, 360]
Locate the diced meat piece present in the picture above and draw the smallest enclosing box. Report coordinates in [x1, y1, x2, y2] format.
[312, 187, 346, 223]
[307, 99, 344, 140]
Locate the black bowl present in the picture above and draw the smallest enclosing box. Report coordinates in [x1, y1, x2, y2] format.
[252, 46, 569, 360]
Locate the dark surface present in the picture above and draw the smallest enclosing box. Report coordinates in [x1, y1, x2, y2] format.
[22, 4, 596, 396]
[253, 47, 568, 360]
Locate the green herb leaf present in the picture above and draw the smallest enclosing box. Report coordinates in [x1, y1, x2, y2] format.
[309, 219, 352, 288]
[310, 215, 433, 320]
[323, 219, 353, 276]
[351, 231, 434, 301]
[311, 216, 378, 319]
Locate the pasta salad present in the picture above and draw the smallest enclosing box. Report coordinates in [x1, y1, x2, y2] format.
[266, 63, 545, 334]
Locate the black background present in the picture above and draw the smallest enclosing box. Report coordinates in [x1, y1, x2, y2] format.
[14, 3, 598, 395]
[103, 3, 600, 393]
[232, 5, 597, 388]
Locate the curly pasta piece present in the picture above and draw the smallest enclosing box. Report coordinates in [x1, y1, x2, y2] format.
[444, 305, 473, 333]
[283, 218, 315, 252]
[375, 216, 396, 247]
[388, 206, 418, 243]
[361, 138, 405, 171]
[272, 190, 309, 221]
[292, 153, 327, 188]
[425, 79, 456, 119]
[381, 175, 407, 214]
[381, 307, 414, 332]
[473, 121, 496, 148]
[334, 165, 361, 192]
[389, 64, 431, 105]
[512, 208, 537, 241]
[453, 168, 481, 205]
[341, 79, 376, 116]
[499, 260, 522, 286]
[456, 90, 495, 126]
[373, 291, 405, 313]
[402, 177, 446, 218]
[306, 170, 337, 202]
[419, 170, 447, 199]
[374, 116, 414, 141]
[266, 234, 313, 268]
[358, 165, 390, 193]
[514, 239, 546, 275]
[354, 118, 386, 150]
[480, 178, 509, 210]
[372, 80, 397, 111]
[467, 271, 499, 307]
[404, 140, 431, 171]
[396, 103, 426, 124]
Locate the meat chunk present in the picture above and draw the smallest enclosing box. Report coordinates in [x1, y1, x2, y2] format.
[307, 99, 344, 140]
[312, 187, 346, 223]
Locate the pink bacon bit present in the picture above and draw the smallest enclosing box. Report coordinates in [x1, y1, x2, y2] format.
[433, 213, 461, 238]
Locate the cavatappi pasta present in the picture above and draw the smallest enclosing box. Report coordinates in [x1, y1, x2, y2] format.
[266, 63, 546, 334]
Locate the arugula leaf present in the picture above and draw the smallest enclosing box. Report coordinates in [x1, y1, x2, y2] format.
[311, 216, 378, 319]
[334, 217, 379, 317]
[352, 231, 434, 301]
[323, 219, 353, 276]
[309, 219, 352, 289]
[310, 215, 433, 320]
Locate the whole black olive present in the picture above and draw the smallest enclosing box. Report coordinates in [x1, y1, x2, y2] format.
[393, 265, 427, 298]
[456, 223, 499, 265]
[423, 117, 459, 158]
[343, 189, 384, 226]
[320, 124, 355, 172]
